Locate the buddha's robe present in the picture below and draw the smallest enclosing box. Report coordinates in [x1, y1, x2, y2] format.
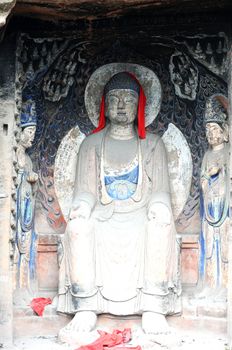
[58, 127, 181, 315]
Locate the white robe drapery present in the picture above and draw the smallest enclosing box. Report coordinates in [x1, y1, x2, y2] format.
[57, 128, 181, 315]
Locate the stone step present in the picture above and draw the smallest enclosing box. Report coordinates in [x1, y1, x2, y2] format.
[13, 310, 227, 339]
[13, 292, 227, 339]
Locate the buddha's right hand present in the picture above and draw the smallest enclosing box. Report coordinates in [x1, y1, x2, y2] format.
[69, 201, 92, 221]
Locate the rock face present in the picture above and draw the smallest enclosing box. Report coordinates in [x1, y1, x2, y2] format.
[8, 0, 232, 23]
[0, 0, 16, 27]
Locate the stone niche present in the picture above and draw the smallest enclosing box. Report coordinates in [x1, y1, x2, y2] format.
[1, 10, 231, 341]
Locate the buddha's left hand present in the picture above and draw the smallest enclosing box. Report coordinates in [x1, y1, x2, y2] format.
[147, 202, 171, 225]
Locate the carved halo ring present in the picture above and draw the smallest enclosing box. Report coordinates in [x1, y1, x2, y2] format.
[85, 63, 162, 127]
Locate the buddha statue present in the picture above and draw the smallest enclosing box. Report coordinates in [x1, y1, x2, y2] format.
[57, 71, 180, 340]
[199, 94, 229, 301]
[14, 98, 38, 292]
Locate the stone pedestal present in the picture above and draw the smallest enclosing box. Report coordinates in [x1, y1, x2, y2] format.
[13, 290, 227, 344]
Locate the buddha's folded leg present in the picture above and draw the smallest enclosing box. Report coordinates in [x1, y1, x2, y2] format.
[143, 220, 175, 294]
[65, 217, 96, 295]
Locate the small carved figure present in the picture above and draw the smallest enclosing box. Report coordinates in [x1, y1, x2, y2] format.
[58, 69, 180, 341]
[15, 98, 38, 291]
[169, 52, 198, 101]
[199, 94, 229, 301]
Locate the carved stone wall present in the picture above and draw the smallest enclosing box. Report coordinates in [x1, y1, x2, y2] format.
[16, 34, 228, 224]
[11, 22, 229, 293]
[0, 7, 231, 343]
[0, 11, 228, 319]
[0, 38, 17, 346]
[227, 44, 232, 348]
[11, 0, 232, 22]
[0, 0, 16, 28]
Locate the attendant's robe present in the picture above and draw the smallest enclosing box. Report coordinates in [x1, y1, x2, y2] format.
[199, 143, 229, 290]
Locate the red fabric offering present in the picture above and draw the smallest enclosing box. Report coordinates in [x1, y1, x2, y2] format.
[76, 328, 142, 350]
[92, 95, 106, 134]
[30, 297, 52, 316]
[128, 72, 146, 140]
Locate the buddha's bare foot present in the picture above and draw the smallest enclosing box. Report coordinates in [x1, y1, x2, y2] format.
[59, 311, 97, 343]
[142, 312, 170, 335]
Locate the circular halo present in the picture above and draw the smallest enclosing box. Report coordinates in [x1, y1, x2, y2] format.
[85, 63, 162, 127]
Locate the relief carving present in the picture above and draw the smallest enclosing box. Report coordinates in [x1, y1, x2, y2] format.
[199, 94, 229, 302]
[14, 97, 38, 295]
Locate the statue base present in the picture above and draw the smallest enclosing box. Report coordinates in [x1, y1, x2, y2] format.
[13, 290, 226, 342]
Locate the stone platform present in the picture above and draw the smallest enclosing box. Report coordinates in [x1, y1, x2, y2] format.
[12, 234, 228, 348]
[8, 333, 228, 350]
[13, 290, 227, 340]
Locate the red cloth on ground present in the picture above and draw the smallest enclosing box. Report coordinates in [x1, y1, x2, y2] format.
[76, 328, 142, 350]
[30, 297, 52, 316]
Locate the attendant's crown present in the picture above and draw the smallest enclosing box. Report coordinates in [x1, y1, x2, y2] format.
[20, 97, 37, 127]
[205, 94, 228, 124]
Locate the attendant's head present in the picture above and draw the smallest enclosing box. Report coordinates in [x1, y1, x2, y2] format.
[205, 94, 228, 146]
[20, 126, 36, 149]
[20, 97, 37, 149]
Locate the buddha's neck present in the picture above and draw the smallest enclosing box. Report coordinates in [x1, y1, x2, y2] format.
[211, 143, 225, 151]
[108, 123, 136, 140]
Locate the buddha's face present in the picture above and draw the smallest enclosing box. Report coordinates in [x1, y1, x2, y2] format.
[20, 126, 36, 149]
[206, 122, 226, 146]
[105, 89, 139, 125]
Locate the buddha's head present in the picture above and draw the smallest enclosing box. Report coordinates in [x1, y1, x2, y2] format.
[104, 72, 139, 125]
[205, 94, 228, 147]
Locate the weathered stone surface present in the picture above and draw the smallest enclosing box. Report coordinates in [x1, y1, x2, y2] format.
[13, 300, 227, 339]
[0, 38, 16, 346]
[1, 4, 228, 343]
[227, 47, 232, 350]
[37, 234, 59, 294]
[11, 0, 232, 22]
[54, 126, 85, 222]
[181, 234, 199, 286]
[0, 0, 16, 27]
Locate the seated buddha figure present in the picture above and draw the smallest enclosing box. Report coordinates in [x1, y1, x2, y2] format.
[57, 71, 180, 340]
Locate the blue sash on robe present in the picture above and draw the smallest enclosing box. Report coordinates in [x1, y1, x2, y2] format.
[105, 165, 139, 200]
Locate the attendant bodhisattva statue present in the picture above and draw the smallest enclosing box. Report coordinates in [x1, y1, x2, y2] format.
[15, 98, 38, 292]
[199, 94, 229, 301]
